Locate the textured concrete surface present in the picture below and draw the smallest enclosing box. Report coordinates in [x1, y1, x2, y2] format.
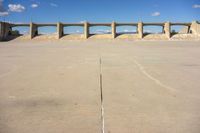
[0, 40, 200, 133]
[0, 41, 101, 133]
[8, 33, 200, 41]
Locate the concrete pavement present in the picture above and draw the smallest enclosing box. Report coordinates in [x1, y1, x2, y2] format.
[0, 40, 200, 133]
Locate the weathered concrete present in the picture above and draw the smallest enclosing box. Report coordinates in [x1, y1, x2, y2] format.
[57, 22, 63, 39]
[111, 22, 116, 39]
[0, 40, 200, 133]
[138, 22, 143, 38]
[30, 23, 38, 39]
[116, 23, 137, 26]
[101, 42, 200, 133]
[84, 22, 89, 39]
[0, 41, 102, 133]
[1, 21, 200, 41]
[164, 22, 171, 38]
[171, 23, 191, 26]
[89, 23, 111, 27]
[36, 24, 57, 27]
[0, 22, 4, 40]
[191, 21, 200, 35]
[0, 22, 12, 41]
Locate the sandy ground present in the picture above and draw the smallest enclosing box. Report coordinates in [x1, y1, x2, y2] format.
[0, 40, 200, 133]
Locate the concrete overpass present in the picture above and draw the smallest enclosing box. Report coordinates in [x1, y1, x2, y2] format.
[0, 21, 200, 41]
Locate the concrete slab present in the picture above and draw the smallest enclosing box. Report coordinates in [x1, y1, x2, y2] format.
[100, 41, 200, 133]
[0, 42, 101, 133]
[0, 40, 200, 133]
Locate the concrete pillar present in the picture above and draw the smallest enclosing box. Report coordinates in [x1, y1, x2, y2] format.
[0, 22, 12, 41]
[84, 22, 89, 39]
[190, 21, 200, 35]
[0, 22, 5, 41]
[57, 22, 63, 39]
[30, 22, 37, 39]
[111, 22, 116, 39]
[187, 26, 191, 34]
[164, 22, 171, 38]
[138, 22, 143, 39]
[162, 26, 164, 33]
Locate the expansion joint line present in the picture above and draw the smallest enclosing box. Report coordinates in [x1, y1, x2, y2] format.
[99, 57, 105, 133]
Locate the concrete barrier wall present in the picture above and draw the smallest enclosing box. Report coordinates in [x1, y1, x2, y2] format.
[0, 22, 12, 41]
[191, 21, 200, 35]
[0, 21, 199, 41]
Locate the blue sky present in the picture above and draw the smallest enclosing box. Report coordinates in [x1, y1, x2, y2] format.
[0, 0, 200, 34]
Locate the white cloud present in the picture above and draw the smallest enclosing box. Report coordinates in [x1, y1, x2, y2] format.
[123, 29, 129, 32]
[151, 12, 160, 17]
[95, 29, 111, 34]
[76, 30, 80, 33]
[144, 30, 151, 33]
[0, 11, 8, 16]
[8, 4, 25, 12]
[80, 20, 86, 23]
[31, 4, 38, 8]
[193, 4, 200, 8]
[50, 3, 58, 7]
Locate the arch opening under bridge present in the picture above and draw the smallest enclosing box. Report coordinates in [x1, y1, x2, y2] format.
[171, 25, 192, 35]
[37, 26, 57, 36]
[63, 26, 84, 35]
[11, 26, 30, 36]
[143, 25, 164, 36]
[89, 25, 111, 35]
[116, 25, 137, 35]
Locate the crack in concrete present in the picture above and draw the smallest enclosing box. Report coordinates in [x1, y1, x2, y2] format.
[133, 58, 177, 96]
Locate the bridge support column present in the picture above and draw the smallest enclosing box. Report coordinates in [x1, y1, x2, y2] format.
[164, 22, 171, 38]
[111, 22, 116, 39]
[190, 21, 200, 35]
[0, 22, 3, 41]
[162, 26, 164, 33]
[30, 22, 37, 39]
[84, 22, 89, 39]
[187, 26, 191, 34]
[57, 22, 63, 39]
[138, 22, 143, 39]
[191, 21, 200, 35]
[0, 22, 12, 41]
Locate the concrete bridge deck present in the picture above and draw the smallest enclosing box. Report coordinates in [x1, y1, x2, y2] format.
[10, 22, 192, 27]
[0, 40, 200, 133]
